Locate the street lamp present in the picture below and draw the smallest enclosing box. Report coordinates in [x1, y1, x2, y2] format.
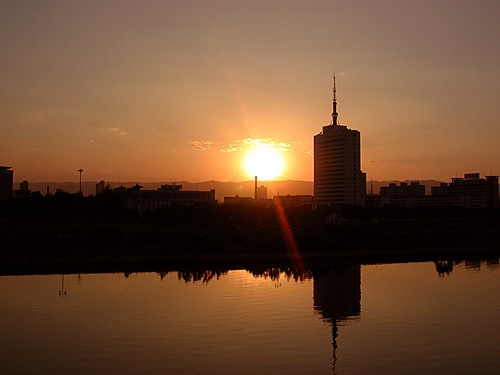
[77, 169, 84, 194]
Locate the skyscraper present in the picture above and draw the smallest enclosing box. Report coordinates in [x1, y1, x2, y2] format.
[0, 166, 13, 200]
[314, 77, 365, 206]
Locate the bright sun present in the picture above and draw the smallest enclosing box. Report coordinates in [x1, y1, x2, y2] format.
[243, 147, 285, 180]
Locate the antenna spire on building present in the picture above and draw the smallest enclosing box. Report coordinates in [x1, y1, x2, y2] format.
[331, 73, 339, 125]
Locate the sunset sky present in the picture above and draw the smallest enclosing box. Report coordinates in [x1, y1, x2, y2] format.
[1, 1, 499, 183]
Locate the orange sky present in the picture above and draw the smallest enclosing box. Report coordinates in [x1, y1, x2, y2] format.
[1, 1, 500, 183]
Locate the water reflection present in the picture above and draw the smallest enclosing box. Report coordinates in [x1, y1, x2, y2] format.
[3, 258, 500, 375]
[487, 259, 499, 269]
[176, 270, 227, 283]
[125, 259, 500, 284]
[55, 258, 500, 297]
[465, 259, 500, 272]
[313, 265, 361, 373]
[152, 267, 314, 285]
[465, 260, 482, 272]
[58, 274, 67, 296]
[144, 260, 500, 372]
[434, 260, 457, 276]
[150, 265, 360, 373]
[248, 267, 313, 282]
[149, 259, 500, 285]
[434, 259, 500, 276]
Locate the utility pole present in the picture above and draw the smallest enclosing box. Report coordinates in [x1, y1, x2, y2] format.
[77, 169, 84, 194]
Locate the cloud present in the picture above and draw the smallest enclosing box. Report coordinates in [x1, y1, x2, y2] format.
[336, 71, 356, 77]
[220, 144, 244, 153]
[90, 139, 96, 144]
[220, 138, 293, 153]
[25, 112, 44, 122]
[191, 140, 214, 151]
[106, 127, 126, 135]
[365, 159, 393, 165]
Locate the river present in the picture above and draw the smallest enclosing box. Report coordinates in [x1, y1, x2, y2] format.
[1, 260, 499, 374]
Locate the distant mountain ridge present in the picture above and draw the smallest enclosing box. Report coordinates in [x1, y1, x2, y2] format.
[22, 179, 444, 200]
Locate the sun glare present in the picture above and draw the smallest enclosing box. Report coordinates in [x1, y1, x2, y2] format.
[243, 147, 285, 180]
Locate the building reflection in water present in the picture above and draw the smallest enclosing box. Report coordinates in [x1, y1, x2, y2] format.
[434, 259, 500, 276]
[487, 259, 499, 270]
[313, 264, 361, 373]
[465, 260, 482, 272]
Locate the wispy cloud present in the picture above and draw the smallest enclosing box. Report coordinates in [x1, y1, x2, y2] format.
[365, 159, 392, 165]
[106, 127, 126, 135]
[219, 144, 244, 153]
[191, 140, 214, 151]
[220, 138, 293, 153]
[90, 139, 96, 144]
[25, 112, 44, 122]
[336, 71, 356, 77]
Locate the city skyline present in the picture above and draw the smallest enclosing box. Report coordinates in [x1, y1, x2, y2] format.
[2, 1, 500, 183]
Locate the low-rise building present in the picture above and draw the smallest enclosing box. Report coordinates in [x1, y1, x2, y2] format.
[13, 180, 31, 198]
[96, 180, 105, 195]
[256, 185, 267, 200]
[379, 182, 425, 207]
[364, 193, 390, 208]
[223, 195, 254, 204]
[127, 183, 216, 214]
[274, 194, 313, 208]
[431, 173, 499, 208]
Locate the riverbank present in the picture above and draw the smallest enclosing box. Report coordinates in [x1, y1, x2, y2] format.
[2, 245, 500, 276]
[2, 213, 500, 275]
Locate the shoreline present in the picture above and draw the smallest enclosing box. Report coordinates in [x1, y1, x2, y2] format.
[2, 246, 499, 276]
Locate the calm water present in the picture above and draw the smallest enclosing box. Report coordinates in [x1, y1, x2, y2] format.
[1, 260, 499, 374]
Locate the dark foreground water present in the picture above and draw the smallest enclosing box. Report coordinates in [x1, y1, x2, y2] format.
[1, 260, 499, 374]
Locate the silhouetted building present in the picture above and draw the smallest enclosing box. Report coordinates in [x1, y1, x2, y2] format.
[364, 193, 390, 208]
[96, 180, 105, 195]
[485, 176, 499, 208]
[380, 181, 426, 207]
[431, 182, 450, 206]
[224, 194, 273, 207]
[256, 185, 267, 200]
[0, 166, 13, 200]
[273, 194, 313, 208]
[314, 77, 365, 207]
[127, 183, 216, 214]
[20, 180, 29, 191]
[223, 195, 253, 204]
[431, 173, 499, 208]
[13, 180, 31, 198]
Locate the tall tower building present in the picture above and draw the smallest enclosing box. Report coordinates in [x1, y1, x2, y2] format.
[314, 76, 365, 206]
[0, 166, 13, 200]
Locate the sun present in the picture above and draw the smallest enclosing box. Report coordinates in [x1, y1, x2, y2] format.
[243, 147, 285, 180]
